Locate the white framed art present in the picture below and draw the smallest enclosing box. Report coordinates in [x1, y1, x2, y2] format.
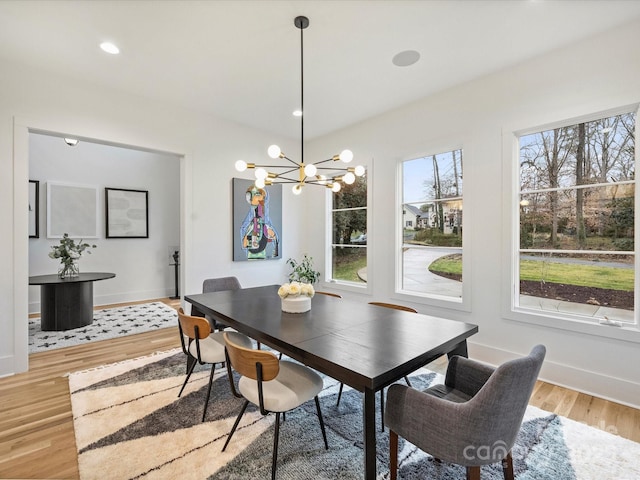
[46, 182, 99, 239]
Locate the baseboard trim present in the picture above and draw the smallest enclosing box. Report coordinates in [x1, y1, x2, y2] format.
[29, 289, 175, 314]
[469, 342, 640, 410]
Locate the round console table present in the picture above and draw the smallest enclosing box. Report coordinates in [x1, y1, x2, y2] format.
[29, 272, 116, 331]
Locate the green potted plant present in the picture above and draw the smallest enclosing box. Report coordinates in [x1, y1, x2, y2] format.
[286, 254, 320, 284]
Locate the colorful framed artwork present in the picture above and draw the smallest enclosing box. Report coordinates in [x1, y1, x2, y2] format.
[232, 178, 282, 261]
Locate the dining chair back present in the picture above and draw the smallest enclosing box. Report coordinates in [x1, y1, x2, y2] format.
[385, 345, 546, 480]
[368, 301, 417, 313]
[315, 291, 343, 298]
[201, 276, 241, 331]
[222, 331, 328, 479]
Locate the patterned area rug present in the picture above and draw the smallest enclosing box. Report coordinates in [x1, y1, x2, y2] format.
[68, 349, 640, 479]
[29, 302, 178, 353]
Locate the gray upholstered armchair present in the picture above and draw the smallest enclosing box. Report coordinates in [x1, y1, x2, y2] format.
[384, 344, 546, 480]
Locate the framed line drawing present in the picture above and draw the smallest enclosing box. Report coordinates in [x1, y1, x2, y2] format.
[47, 182, 99, 239]
[105, 187, 149, 238]
[29, 180, 39, 238]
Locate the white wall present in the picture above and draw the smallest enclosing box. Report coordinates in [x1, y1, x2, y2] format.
[306, 19, 640, 407]
[1, 60, 302, 376]
[28, 132, 180, 311]
[2, 18, 639, 408]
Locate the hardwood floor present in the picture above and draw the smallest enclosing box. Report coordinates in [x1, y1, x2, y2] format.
[1, 297, 639, 479]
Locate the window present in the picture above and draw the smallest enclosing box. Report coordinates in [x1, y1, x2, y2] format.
[517, 110, 636, 325]
[328, 174, 367, 285]
[400, 149, 463, 301]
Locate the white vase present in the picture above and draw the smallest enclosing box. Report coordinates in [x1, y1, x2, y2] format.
[281, 295, 311, 313]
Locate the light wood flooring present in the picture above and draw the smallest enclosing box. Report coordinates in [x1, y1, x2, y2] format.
[1, 297, 639, 479]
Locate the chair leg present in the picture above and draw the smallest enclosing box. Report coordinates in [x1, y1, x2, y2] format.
[314, 396, 329, 449]
[502, 452, 514, 480]
[466, 466, 481, 480]
[201, 363, 216, 422]
[336, 383, 344, 406]
[222, 400, 249, 451]
[389, 430, 398, 480]
[178, 356, 197, 397]
[271, 412, 281, 480]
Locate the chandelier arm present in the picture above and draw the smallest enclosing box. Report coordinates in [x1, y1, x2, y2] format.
[314, 166, 349, 171]
[254, 164, 300, 169]
[280, 156, 302, 167]
[310, 158, 336, 165]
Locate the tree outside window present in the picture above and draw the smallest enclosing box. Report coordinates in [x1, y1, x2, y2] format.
[329, 174, 367, 284]
[401, 149, 463, 301]
[517, 111, 636, 324]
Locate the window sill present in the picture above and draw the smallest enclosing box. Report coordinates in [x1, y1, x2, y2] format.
[508, 306, 640, 344]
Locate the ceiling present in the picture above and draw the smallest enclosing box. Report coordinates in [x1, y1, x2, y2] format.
[1, 0, 640, 140]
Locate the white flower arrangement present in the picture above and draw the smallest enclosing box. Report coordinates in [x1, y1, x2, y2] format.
[278, 281, 315, 299]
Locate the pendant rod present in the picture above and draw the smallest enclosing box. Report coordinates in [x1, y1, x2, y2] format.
[295, 16, 309, 168]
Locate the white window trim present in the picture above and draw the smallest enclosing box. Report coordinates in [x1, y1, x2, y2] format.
[501, 104, 640, 344]
[323, 159, 372, 294]
[395, 147, 471, 312]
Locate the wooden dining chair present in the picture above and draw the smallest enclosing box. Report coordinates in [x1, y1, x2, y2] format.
[177, 308, 253, 422]
[315, 291, 343, 298]
[222, 332, 329, 479]
[335, 301, 418, 431]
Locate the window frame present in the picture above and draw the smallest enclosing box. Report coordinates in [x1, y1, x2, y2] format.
[502, 104, 640, 343]
[395, 145, 471, 312]
[324, 160, 372, 294]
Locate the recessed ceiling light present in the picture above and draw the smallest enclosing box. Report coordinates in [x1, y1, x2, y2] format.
[64, 138, 79, 146]
[293, 110, 303, 117]
[100, 42, 120, 55]
[392, 50, 420, 67]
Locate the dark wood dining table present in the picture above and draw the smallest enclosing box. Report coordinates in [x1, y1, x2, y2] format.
[185, 284, 478, 479]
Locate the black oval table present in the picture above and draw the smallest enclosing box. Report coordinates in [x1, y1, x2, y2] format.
[29, 272, 116, 331]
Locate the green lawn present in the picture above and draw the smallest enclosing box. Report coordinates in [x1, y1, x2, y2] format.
[429, 255, 634, 291]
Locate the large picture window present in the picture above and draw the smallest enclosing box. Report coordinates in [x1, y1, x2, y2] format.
[328, 174, 367, 285]
[401, 149, 463, 301]
[517, 110, 636, 325]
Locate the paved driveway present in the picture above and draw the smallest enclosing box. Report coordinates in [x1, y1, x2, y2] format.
[402, 247, 462, 298]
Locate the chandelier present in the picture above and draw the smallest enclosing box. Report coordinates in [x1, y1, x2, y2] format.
[235, 15, 365, 195]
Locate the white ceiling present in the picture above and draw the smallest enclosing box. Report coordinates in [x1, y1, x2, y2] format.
[1, 0, 640, 140]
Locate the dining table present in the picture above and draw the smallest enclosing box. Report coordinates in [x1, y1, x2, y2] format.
[185, 284, 478, 479]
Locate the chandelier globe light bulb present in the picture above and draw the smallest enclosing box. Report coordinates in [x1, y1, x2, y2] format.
[255, 178, 266, 188]
[268, 145, 281, 159]
[332, 182, 342, 193]
[304, 164, 317, 177]
[340, 149, 353, 163]
[354, 165, 366, 176]
[292, 184, 303, 195]
[255, 168, 268, 180]
[235, 160, 247, 172]
[344, 172, 356, 184]
[316, 174, 327, 185]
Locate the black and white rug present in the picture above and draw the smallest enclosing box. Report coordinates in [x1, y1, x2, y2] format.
[29, 302, 178, 354]
[68, 349, 640, 479]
